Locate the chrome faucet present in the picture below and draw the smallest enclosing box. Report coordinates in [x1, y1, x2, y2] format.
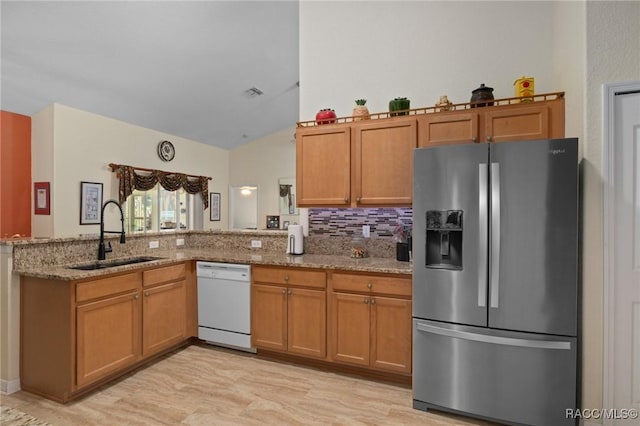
[98, 200, 126, 260]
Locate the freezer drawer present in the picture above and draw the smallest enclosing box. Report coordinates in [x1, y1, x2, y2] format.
[413, 319, 577, 426]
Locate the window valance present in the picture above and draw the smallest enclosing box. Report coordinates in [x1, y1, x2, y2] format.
[108, 163, 211, 209]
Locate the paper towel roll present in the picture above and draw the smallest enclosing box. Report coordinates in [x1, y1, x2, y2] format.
[287, 224, 304, 255]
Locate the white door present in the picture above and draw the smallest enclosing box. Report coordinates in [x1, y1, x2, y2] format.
[609, 86, 640, 424]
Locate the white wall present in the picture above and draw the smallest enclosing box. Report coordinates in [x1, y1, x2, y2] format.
[229, 126, 297, 229]
[31, 105, 54, 237]
[32, 104, 230, 236]
[300, 1, 556, 121]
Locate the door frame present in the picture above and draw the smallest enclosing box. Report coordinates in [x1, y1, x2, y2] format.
[602, 80, 640, 421]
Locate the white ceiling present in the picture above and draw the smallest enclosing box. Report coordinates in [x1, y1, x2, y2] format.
[1, 1, 299, 149]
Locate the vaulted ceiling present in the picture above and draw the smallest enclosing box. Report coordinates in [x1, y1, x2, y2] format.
[1, 1, 299, 149]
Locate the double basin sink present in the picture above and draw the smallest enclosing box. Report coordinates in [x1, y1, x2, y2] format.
[68, 256, 164, 271]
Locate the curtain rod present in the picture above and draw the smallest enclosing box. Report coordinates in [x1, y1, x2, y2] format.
[108, 163, 212, 180]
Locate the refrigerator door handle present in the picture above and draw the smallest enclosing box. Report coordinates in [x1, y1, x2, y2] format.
[415, 322, 572, 350]
[490, 162, 501, 308]
[478, 163, 488, 307]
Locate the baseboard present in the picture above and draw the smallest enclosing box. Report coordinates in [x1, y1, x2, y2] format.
[0, 378, 21, 395]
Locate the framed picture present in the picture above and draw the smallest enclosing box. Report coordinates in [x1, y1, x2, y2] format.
[80, 181, 103, 225]
[34, 182, 50, 215]
[266, 215, 280, 229]
[209, 192, 221, 221]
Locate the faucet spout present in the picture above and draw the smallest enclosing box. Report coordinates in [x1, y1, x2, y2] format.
[99, 200, 126, 260]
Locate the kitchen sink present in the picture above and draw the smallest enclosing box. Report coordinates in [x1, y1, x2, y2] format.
[68, 256, 165, 271]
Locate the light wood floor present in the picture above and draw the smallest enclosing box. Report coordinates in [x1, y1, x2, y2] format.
[1, 344, 496, 425]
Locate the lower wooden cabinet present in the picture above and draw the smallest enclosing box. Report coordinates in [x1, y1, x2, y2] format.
[328, 272, 412, 375]
[251, 266, 327, 359]
[21, 261, 193, 402]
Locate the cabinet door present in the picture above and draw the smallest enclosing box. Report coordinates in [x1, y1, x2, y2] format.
[287, 288, 326, 359]
[485, 104, 549, 143]
[328, 292, 370, 367]
[418, 112, 479, 147]
[370, 296, 412, 374]
[142, 280, 187, 357]
[251, 284, 287, 351]
[76, 291, 141, 387]
[296, 126, 351, 206]
[354, 118, 416, 206]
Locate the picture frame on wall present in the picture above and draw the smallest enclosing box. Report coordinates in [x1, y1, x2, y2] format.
[266, 215, 280, 229]
[34, 182, 50, 215]
[80, 181, 103, 225]
[210, 192, 221, 221]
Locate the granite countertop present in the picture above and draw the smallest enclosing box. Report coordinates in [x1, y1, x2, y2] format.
[14, 248, 413, 281]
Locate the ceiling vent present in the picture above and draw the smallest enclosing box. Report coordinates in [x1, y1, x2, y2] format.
[245, 87, 264, 97]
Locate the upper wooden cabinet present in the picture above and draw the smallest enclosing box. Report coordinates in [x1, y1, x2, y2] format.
[297, 93, 565, 207]
[353, 118, 416, 206]
[418, 96, 564, 147]
[296, 125, 351, 206]
[296, 117, 416, 208]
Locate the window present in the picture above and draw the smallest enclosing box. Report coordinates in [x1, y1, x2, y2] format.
[125, 184, 191, 233]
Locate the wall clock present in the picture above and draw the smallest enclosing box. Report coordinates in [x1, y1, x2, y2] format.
[157, 140, 175, 162]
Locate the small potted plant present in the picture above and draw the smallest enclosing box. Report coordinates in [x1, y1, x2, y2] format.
[393, 222, 412, 262]
[352, 99, 370, 121]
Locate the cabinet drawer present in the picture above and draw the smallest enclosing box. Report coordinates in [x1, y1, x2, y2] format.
[252, 266, 326, 289]
[331, 272, 411, 297]
[143, 263, 186, 287]
[76, 272, 139, 303]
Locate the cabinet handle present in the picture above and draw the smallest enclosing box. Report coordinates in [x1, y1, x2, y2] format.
[364, 298, 369, 304]
[288, 289, 292, 295]
[282, 289, 286, 295]
[367, 282, 372, 289]
[370, 298, 376, 305]
[134, 294, 140, 300]
[487, 135, 493, 142]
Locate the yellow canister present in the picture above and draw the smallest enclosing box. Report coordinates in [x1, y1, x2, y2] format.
[514, 76, 534, 102]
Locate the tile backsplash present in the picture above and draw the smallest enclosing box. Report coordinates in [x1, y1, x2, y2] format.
[308, 208, 413, 238]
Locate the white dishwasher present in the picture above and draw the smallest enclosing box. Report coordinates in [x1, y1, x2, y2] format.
[197, 262, 255, 352]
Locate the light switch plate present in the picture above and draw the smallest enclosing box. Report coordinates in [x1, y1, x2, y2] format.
[149, 240, 159, 249]
[176, 238, 185, 246]
[362, 225, 370, 238]
[251, 240, 262, 248]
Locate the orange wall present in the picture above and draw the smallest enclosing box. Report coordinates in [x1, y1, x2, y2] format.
[0, 110, 32, 237]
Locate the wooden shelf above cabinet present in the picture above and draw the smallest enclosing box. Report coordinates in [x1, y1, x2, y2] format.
[296, 92, 564, 128]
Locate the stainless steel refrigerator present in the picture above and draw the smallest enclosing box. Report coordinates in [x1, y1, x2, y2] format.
[412, 138, 578, 425]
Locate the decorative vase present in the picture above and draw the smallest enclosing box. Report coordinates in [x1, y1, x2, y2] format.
[389, 97, 410, 116]
[352, 99, 370, 121]
[396, 242, 410, 262]
[470, 84, 494, 108]
[315, 108, 337, 125]
[436, 95, 453, 112]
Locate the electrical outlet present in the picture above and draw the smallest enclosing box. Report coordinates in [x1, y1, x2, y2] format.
[149, 240, 159, 249]
[251, 240, 262, 248]
[176, 238, 185, 246]
[362, 225, 370, 238]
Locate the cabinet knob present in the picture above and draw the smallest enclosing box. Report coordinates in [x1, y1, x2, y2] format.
[284, 275, 289, 282]
[134, 294, 140, 300]
[288, 289, 292, 295]
[344, 196, 349, 203]
[282, 289, 286, 295]
[144, 291, 150, 297]
[371, 298, 376, 305]
[356, 196, 361, 203]
[472, 136, 477, 143]
[364, 298, 369, 304]
[367, 282, 372, 289]
[487, 135, 493, 142]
